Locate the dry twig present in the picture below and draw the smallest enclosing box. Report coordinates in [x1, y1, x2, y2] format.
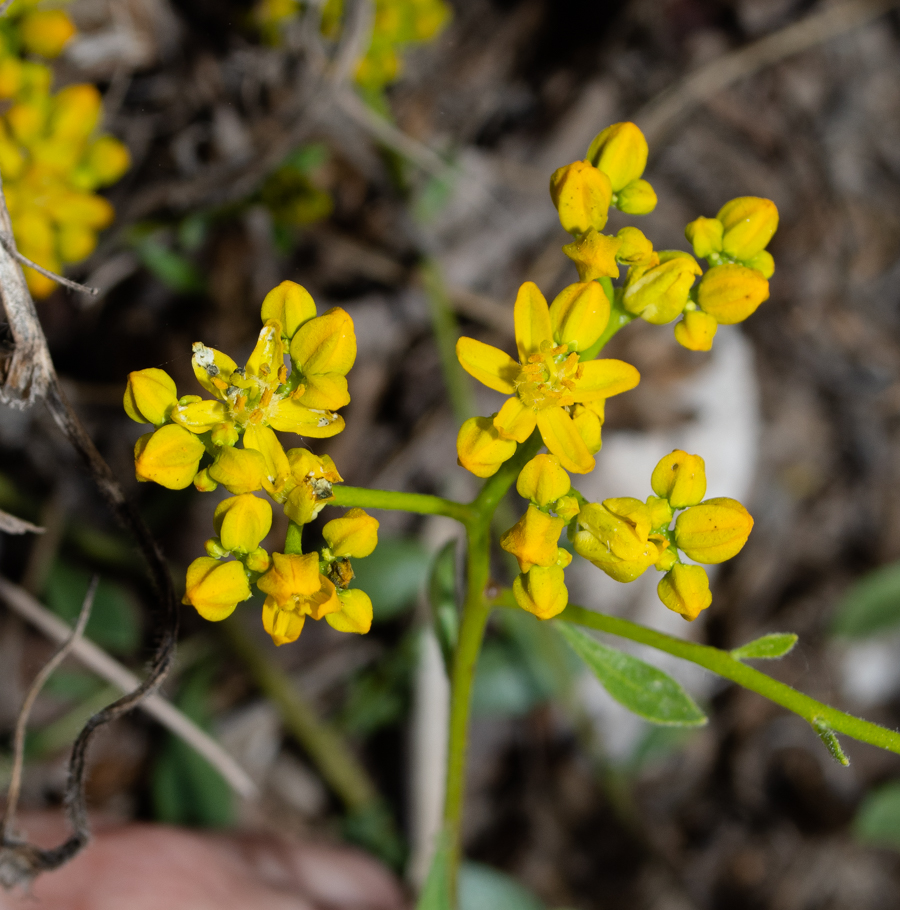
[0, 234, 98, 297]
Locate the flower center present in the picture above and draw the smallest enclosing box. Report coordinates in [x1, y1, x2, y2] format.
[515, 340, 581, 410]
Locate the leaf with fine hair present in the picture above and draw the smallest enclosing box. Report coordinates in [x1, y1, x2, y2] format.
[731, 632, 798, 661]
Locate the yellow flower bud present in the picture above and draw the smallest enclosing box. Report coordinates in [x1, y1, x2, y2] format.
[58, 224, 97, 264]
[245, 547, 271, 574]
[516, 454, 570, 508]
[20, 10, 76, 58]
[211, 422, 240, 448]
[84, 136, 131, 187]
[549, 281, 610, 352]
[194, 469, 218, 492]
[323, 508, 379, 558]
[657, 564, 713, 621]
[572, 500, 661, 582]
[134, 425, 205, 489]
[651, 450, 707, 508]
[674, 309, 718, 352]
[674, 497, 753, 564]
[616, 179, 657, 215]
[171, 398, 229, 433]
[457, 416, 517, 478]
[646, 495, 674, 530]
[561, 229, 622, 282]
[500, 505, 565, 573]
[570, 401, 604, 455]
[513, 565, 568, 620]
[586, 122, 648, 192]
[655, 545, 677, 572]
[0, 58, 23, 99]
[261, 280, 317, 339]
[53, 192, 114, 229]
[204, 538, 228, 558]
[697, 263, 769, 325]
[326, 588, 373, 634]
[258, 552, 341, 632]
[615, 227, 654, 264]
[208, 446, 268, 494]
[554, 495, 581, 522]
[50, 85, 102, 140]
[290, 307, 357, 377]
[745, 249, 775, 279]
[262, 597, 307, 646]
[622, 252, 702, 325]
[123, 368, 177, 425]
[717, 196, 779, 260]
[684, 216, 724, 260]
[182, 557, 251, 622]
[549, 160, 612, 235]
[214, 494, 273, 554]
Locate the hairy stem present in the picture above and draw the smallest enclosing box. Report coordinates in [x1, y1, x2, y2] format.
[332, 485, 473, 524]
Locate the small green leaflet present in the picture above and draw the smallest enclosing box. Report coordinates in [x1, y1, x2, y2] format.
[459, 863, 546, 910]
[812, 718, 850, 767]
[831, 560, 900, 638]
[555, 623, 706, 727]
[416, 833, 451, 910]
[730, 633, 798, 661]
[854, 781, 900, 848]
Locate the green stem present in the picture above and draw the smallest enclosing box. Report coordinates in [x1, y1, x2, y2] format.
[421, 258, 475, 423]
[332, 485, 473, 524]
[471, 430, 543, 517]
[560, 604, 900, 754]
[284, 519, 303, 554]
[579, 295, 635, 361]
[220, 616, 380, 809]
[443, 519, 492, 901]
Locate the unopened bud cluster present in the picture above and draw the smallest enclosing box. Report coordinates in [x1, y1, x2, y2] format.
[124, 281, 377, 645]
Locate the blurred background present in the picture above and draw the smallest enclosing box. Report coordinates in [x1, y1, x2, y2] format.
[3, 0, 900, 907]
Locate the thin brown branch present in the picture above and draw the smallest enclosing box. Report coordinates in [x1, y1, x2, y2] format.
[0, 511, 43, 535]
[0, 234, 98, 297]
[1, 578, 96, 848]
[636, 0, 900, 146]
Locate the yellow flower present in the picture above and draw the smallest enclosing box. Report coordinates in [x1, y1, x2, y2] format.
[500, 504, 565, 572]
[696, 264, 769, 325]
[562, 229, 622, 282]
[20, 10, 77, 59]
[456, 281, 640, 474]
[549, 282, 610, 353]
[717, 196, 779, 260]
[674, 497, 753, 564]
[260, 280, 316, 339]
[513, 565, 568, 620]
[572, 499, 666, 582]
[622, 252, 702, 325]
[615, 227, 653, 264]
[123, 368, 178, 426]
[674, 309, 718, 352]
[326, 588, 374, 634]
[657, 564, 713, 621]
[134, 425, 205, 489]
[587, 122, 648, 193]
[516, 454, 570, 508]
[456, 416, 517, 478]
[616, 179, 657, 215]
[323, 508, 379, 558]
[281, 448, 343, 524]
[183, 557, 251, 621]
[569, 401, 604, 455]
[651, 450, 707, 509]
[83, 136, 131, 187]
[684, 216, 724, 260]
[213, 494, 273, 554]
[549, 160, 612, 235]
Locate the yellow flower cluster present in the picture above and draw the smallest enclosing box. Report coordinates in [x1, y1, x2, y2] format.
[255, 0, 450, 92]
[0, 1, 130, 298]
[123, 281, 378, 646]
[572, 450, 753, 621]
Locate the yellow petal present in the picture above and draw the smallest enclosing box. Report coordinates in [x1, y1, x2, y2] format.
[261, 281, 317, 338]
[493, 396, 537, 442]
[258, 552, 322, 604]
[323, 508, 379, 558]
[674, 309, 718, 351]
[549, 282, 610, 352]
[674, 498, 753, 564]
[214, 494, 273, 554]
[455, 338, 519, 394]
[562, 230, 622, 283]
[570, 402, 604, 454]
[192, 343, 238, 398]
[134, 424, 205, 489]
[262, 597, 306, 645]
[717, 196, 779, 260]
[571, 359, 640, 402]
[616, 178, 657, 215]
[697, 264, 769, 325]
[657, 564, 712, 621]
[535, 407, 594, 474]
[456, 415, 517, 477]
[245, 321, 285, 381]
[514, 281, 553, 363]
[586, 122, 648, 192]
[651, 450, 707, 508]
[500, 505, 565, 573]
[516, 454, 570, 508]
[294, 373, 350, 410]
[513, 566, 568, 620]
[290, 307, 357, 376]
[171, 398, 229, 434]
[326, 589, 373, 634]
[208, 446, 268, 494]
[268, 399, 345, 437]
[549, 160, 612, 235]
[123, 368, 177, 425]
[183, 557, 251, 622]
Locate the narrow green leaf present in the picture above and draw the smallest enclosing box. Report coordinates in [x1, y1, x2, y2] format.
[813, 718, 850, 767]
[417, 832, 451, 910]
[831, 561, 900, 638]
[731, 632, 798, 661]
[429, 539, 459, 671]
[556, 622, 706, 727]
[854, 782, 900, 848]
[459, 863, 546, 910]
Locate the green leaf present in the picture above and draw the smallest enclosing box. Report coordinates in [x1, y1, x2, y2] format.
[854, 782, 900, 848]
[134, 236, 205, 293]
[556, 623, 707, 727]
[152, 669, 233, 828]
[352, 537, 431, 622]
[45, 561, 140, 655]
[417, 832, 451, 910]
[812, 718, 850, 767]
[459, 863, 546, 910]
[429, 540, 458, 671]
[731, 632, 798, 661]
[282, 143, 329, 173]
[832, 561, 900, 638]
[342, 801, 406, 870]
